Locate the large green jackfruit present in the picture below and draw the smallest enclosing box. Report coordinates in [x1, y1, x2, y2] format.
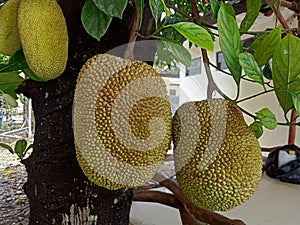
[173, 99, 262, 211]
[73, 54, 172, 190]
[17, 0, 68, 80]
[0, 0, 21, 56]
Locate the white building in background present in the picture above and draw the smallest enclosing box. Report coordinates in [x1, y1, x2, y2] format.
[161, 7, 300, 147]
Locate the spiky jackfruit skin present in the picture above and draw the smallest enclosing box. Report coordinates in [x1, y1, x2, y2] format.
[17, 0, 68, 80]
[0, 0, 21, 56]
[173, 99, 262, 211]
[73, 54, 172, 190]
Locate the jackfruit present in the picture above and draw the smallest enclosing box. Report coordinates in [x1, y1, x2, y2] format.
[0, 0, 21, 56]
[73, 54, 172, 190]
[172, 99, 262, 211]
[17, 0, 68, 80]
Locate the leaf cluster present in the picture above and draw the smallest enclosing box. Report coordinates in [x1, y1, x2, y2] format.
[1, 0, 299, 140]
[0, 50, 44, 107]
[0, 139, 32, 160]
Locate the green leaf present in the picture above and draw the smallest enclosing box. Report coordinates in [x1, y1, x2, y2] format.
[253, 27, 281, 67]
[248, 33, 267, 51]
[262, 62, 272, 80]
[210, 0, 220, 20]
[156, 42, 173, 67]
[163, 41, 191, 67]
[134, 0, 144, 30]
[239, 52, 264, 85]
[290, 91, 300, 117]
[24, 144, 33, 156]
[161, 0, 170, 17]
[0, 50, 28, 72]
[149, 0, 164, 23]
[222, 3, 235, 17]
[169, 22, 214, 51]
[264, 0, 278, 9]
[0, 143, 14, 154]
[92, 0, 128, 19]
[256, 108, 277, 130]
[14, 139, 28, 160]
[22, 67, 47, 82]
[2, 93, 18, 108]
[81, 0, 113, 41]
[273, 34, 300, 113]
[218, 4, 242, 86]
[0, 72, 23, 94]
[240, 0, 262, 32]
[4, 86, 18, 99]
[0, 50, 45, 82]
[249, 121, 263, 139]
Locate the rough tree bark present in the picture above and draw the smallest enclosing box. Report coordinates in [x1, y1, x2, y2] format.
[16, 0, 155, 224]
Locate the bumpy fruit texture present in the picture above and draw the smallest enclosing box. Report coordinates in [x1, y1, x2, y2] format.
[0, 0, 21, 56]
[73, 54, 172, 190]
[17, 0, 68, 80]
[173, 99, 262, 211]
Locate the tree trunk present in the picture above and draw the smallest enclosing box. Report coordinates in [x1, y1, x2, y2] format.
[16, 0, 155, 224]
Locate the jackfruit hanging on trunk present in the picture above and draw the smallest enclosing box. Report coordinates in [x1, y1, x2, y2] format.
[15, 0, 156, 223]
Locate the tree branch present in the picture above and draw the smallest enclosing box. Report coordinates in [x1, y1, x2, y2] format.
[124, 4, 139, 60]
[190, 0, 217, 99]
[148, 173, 246, 225]
[133, 189, 177, 208]
[281, 0, 293, 8]
[267, 0, 293, 33]
[281, 0, 299, 13]
[166, 3, 193, 21]
[177, 200, 202, 225]
[160, 177, 245, 225]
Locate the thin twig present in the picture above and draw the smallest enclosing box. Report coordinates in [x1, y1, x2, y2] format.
[281, 0, 300, 13]
[281, 0, 293, 9]
[267, 0, 293, 33]
[236, 89, 274, 103]
[166, 3, 193, 21]
[124, 5, 139, 60]
[190, 0, 217, 99]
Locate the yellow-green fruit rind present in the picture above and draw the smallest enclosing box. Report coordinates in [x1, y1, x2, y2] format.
[0, 0, 21, 56]
[173, 99, 262, 211]
[74, 54, 172, 190]
[17, 0, 68, 80]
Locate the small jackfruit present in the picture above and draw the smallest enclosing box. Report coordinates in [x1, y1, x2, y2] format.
[172, 99, 262, 211]
[73, 54, 172, 190]
[0, 0, 21, 56]
[17, 0, 68, 80]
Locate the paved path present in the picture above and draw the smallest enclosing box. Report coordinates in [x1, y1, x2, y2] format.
[0, 148, 29, 225]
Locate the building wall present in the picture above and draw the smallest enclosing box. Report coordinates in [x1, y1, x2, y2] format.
[162, 7, 300, 147]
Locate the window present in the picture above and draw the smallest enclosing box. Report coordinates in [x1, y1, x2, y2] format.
[169, 89, 177, 96]
[216, 51, 227, 70]
[186, 57, 201, 76]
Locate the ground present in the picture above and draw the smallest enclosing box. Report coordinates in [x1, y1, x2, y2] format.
[0, 148, 29, 225]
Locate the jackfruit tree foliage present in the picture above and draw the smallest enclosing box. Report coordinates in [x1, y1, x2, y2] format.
[0, 0, 299, 215]
[0, 0, 297, 128]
